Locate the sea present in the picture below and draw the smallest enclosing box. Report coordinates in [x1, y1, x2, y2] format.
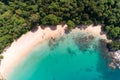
[7, 31, 120, 80]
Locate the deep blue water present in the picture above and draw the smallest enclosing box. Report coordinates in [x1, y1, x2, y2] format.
[7, 32, 120, 80]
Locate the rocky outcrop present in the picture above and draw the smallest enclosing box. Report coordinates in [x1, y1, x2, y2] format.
[109, 62, 116, 69]
[109, 50, 120, 69]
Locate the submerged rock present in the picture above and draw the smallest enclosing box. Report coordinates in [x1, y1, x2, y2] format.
[48, 37, 57, 50]
[108, 62, 116, 69]
[67, 47, 76, 55]
[88, 35, 94, 40]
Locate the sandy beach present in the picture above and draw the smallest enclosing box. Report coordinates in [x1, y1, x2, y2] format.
[0, 24, 110, 77]
[73, 25, 111, 42]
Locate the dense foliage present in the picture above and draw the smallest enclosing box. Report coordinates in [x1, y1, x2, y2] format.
[107, 41, 120, 51]
[0, 0, 120, 53]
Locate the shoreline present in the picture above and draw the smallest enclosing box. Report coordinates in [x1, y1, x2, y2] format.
[0, 25, 67, 77]
[0, 24, 110, 77]
[76, 25, 111, 43]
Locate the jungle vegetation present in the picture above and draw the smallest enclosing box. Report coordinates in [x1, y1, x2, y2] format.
[0, 0, 120, 53]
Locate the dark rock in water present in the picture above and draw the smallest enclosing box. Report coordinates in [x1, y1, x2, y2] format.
[48, 37, 56, 50]
[74, 35, 95, 51]
[88, 35, 94, 40]
[67, 47, 75, 55]
[48, 36, 66, 50]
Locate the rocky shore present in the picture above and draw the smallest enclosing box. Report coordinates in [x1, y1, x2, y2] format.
[109, 50, 120, 69]
[0, 25, 115, 78]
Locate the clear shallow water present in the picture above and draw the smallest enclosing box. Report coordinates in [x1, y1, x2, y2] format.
[7, 32, 120, 80]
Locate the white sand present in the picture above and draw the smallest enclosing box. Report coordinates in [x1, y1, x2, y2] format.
[0, 24, 110, 77]
[0, 25, 67, 77]
[73, 25, 111, 42]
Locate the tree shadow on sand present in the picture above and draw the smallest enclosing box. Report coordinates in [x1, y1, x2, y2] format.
[31, 26, 39, 33]
[41, 25, 57, 30]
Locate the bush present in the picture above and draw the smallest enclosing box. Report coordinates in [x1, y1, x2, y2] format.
[107, 41, 120, 51]
[41, 14, 60, 25]
[67, 20, 75, 29]
[0, 54, 3, 59]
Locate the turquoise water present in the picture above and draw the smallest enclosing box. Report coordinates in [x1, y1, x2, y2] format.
[7, 32, 120, 80]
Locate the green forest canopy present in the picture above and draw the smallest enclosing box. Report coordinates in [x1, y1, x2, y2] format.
[0, 0, 120, 53]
